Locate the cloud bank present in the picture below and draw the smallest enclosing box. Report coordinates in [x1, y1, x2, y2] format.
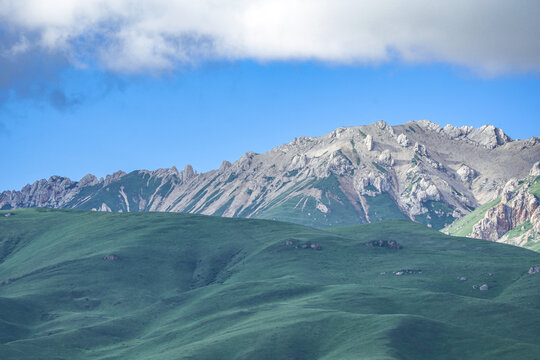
[1, 0, 539, 77]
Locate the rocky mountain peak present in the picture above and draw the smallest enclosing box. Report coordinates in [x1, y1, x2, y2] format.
[146, 167, 180, 178]
[411, 120, 512, 149]
[375, 120, 388, 129]
[415, 120, 443, 132]
[78, 174, 99, 187]
[219, 160, 232, 171]
[467, 125, 512, 149]
[48, 175, 70, 183]
[180, 165, 196, 182]
[104, 171, 127, 186]
[442, 124, 474, 138]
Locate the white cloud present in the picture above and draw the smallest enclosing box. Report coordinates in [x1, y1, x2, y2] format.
[0, 0, 539, 75]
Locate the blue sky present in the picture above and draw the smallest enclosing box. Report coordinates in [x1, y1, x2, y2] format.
[1, 1, 539, 191]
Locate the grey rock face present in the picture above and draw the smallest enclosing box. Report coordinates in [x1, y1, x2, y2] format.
[104, 171, 127, 186]
[364, 135, 374, 151]
[354, 171, 391, 196]
[467, 125, 512, 149]
[180, 165, 196, 182]
[442, 124, 474, 139]
[416, 120, 442, 133]
[530, 161, 540, 176]
[413, 142, 427, 156]
[78, 174, 99, 187]
[457, 165, 478, 183]
[397, 133, 410, 147]
[466, 163, 540, 247]
[377, 150, 394, 166]
[219, 160, 232, 171]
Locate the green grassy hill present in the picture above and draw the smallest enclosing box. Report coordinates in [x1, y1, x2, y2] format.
[442, 198, 501, 238]
[1, 209, 539, 359]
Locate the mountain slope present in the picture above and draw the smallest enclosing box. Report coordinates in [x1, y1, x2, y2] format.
[444, 162, 540, 250]
[2, 120, 539, 230]
[1, 209, 540, 359]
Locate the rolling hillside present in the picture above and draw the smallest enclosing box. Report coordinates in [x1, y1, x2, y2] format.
[1, 209, 539, 359]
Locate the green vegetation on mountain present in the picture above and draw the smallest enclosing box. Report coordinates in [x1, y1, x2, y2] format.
[0, 209, 539, 359]
[505, 220, 532, 238]
[67, 171, 173, 212]
[372, 162, 388, 174]
[364, 193, 407, 222]
[414, 200, 455, 230]
[257, 175, 365, 227]
[529, 175, 540, 199]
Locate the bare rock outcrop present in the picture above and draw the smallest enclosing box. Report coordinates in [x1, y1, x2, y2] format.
[328, 151, 354, 176]
[0, 176, 76, 209]
[219, 161, 232, 171]
[365, 240, 402, 249]
[377, 150, 394, 167]
[470, 173, 540, 244]
[364, 135, 374, 151]
[180, 165, 196, 182]
[467, 125, 512, 149]
[78, 174, 99, 187]
[470, 203, 514, 241]
[104, 171, 127, 186]
[442, 124, 474, 139]
[413, 142, 427, 156]
[396, 133, 410, 147]
[354, 171, 391, 195]
[402, 177, 442, 216]
[530, 161, 540, 176]
[457, 165, 478, 183]
[237, 152, 256, 171]
[290, 154, 309, 170]
[97, 203, 112, 212]
[375, 120, 390, 131]
[416, 120, 443, 133]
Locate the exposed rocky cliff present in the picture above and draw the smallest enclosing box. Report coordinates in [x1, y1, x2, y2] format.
[445, 162, 540, 249]
[2, 120, 539, 232]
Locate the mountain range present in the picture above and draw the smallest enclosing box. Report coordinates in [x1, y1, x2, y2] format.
[2, 120, 539, 247]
